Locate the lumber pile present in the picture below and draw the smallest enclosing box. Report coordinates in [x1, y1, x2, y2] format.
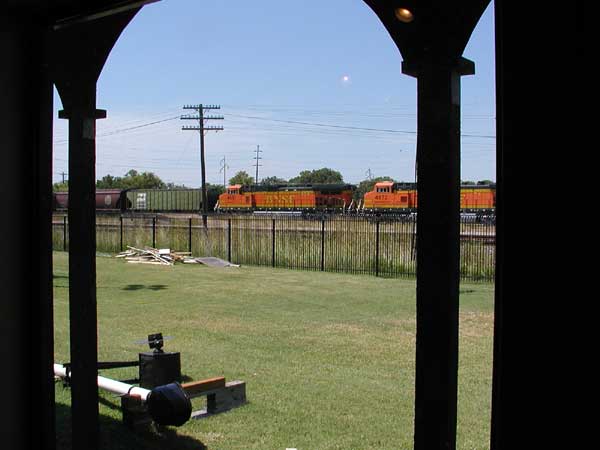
[116, 246, 195, 265]
[116, 246, 240, 267]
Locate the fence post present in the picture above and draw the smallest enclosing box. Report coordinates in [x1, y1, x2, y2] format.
[227, 218, 232, 262]
[63, 216, 67, 251]
[272, 218, 276, 267]
[152, 216, 156, 248]
[375, 219, 380, 277]
[188, 218, 192, 253]
[321, 219, 325, 271]
[119, 216, 123, 252]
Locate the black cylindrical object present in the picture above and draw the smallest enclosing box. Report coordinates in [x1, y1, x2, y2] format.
[138, 351, 181, 389]
[147, 382, 191, 427]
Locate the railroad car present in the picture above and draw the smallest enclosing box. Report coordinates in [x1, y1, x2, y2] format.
[53, 188, 220, 213]
[217, 184, 355, 212]
[362, 182, 495, 213]
[126, 188, 202, 212]
[53, 189, 131, 211]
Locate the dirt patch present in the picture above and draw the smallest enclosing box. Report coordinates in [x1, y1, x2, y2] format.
[460, 312, 494, 338]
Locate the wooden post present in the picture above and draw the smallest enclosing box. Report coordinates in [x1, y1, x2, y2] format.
[59, 98, 106, 450]
[403, 57, 474, 450]
[50, 8, 143, 450]
[1, 17, 57, 449]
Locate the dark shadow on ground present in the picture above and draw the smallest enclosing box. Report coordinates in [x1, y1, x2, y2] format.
[56, 401, 207, 450]
[53, 274, 69, 288]
[122, 284, 168, 291]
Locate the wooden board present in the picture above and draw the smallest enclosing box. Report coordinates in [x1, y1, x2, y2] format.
[181, 376, 226, 397]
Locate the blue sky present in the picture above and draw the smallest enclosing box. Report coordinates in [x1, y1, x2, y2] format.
[52, 0, 496, 187]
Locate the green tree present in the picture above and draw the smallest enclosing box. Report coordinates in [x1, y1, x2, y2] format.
[96, 170, 166, 189]
[354, 176, 395, 200]
[166, 182, 188, 189]
[52, 181, 69, 192]
[229, 171, 254, 186]
[206, 183, 225, 210]
[477, 179, 495, 186]
[96, 174, 120, 189]
[289, 168, 343, 184]
[123, 170, 165, 189]
[261, 176, 287, 185]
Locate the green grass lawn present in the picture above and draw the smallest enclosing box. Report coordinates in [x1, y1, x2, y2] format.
[53, 251, 494, 450]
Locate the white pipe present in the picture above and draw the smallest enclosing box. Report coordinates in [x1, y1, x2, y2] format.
[54, 363, 150, 401]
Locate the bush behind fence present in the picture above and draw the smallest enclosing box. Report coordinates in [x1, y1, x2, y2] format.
[52, 213, 495, 282]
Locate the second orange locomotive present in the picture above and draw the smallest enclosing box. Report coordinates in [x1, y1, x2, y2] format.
[362, 181, 495, 212]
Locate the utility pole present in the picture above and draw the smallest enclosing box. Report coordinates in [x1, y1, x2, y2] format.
[253, 145, 262, 184]
[61, 171, 67, 184]
[181, 104, 223, 226]
[219, 156, 229, 189]
[366, 168, 373, 180]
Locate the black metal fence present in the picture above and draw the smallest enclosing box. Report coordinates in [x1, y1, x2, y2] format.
[52, 213, 495, 281]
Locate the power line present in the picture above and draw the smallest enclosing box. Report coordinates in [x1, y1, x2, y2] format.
[227, 113, 416, 134]
[99, 115, 181, 136]
[53, 115, 181, 144]
[226, 112, 495, 138]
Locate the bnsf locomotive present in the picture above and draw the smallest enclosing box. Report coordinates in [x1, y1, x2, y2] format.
[362, 181, 496, 213]
[217, 184, 356, 212]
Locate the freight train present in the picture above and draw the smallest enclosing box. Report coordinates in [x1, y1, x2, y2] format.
[53, 182, 496, 216]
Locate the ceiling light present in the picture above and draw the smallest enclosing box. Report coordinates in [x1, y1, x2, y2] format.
[395, 8, 414, 23]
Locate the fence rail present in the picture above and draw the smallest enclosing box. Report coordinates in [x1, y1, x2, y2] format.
[52, 213, 495, 282]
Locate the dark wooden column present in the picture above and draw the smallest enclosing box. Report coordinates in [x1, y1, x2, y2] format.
[49, 8, 141, 450]
[35, 26, 56, 450]
[0, 12, 55, 450]
[404, 57, 474, 450]
[359, 3, 490, 446]
[58, 99, 106, 450]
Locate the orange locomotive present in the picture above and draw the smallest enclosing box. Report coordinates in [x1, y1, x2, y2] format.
[362, 182, 495, 213]
[217, 184, 356, 212]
